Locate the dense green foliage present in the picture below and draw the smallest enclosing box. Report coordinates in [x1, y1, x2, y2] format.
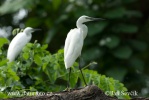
[0, 0, 149, 98]
[0, 37, 129, 99]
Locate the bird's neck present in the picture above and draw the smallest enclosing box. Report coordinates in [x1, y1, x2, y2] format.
[25, 32, 32, 37]
[76, 22, 88, 39]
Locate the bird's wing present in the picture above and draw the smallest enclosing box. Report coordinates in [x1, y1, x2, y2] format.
[7, 33, 31, 62]
[64, 29, 74, 58]
[64, 28, 84, 69]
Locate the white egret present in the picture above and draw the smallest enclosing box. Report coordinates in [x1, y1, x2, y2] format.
[7, 27, 40, 62]
[64, 15, 104, 88]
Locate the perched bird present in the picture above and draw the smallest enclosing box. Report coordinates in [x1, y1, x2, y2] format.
[64, 15, 104, 88]
[7, 27, 40, 62]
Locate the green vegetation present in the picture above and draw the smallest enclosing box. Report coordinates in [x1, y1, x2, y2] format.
[0, 0, 149, 99]
[0, 37, 130, 99]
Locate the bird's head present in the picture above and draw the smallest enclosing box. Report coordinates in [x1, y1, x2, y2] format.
[24, 27, 41, 34]
[77, 15, 105, 24]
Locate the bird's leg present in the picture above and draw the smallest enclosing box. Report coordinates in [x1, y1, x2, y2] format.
[68, 67, 71, 88]
[79, 56, 87, 86]
[64, 68, 71, 91]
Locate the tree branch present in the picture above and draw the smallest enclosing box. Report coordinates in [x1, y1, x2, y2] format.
[6, 85, 117, 100]
[5, 85, 148, 100]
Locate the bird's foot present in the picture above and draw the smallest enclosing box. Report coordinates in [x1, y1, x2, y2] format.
[85, 83, 88, 87]
[63, 87, 72, 92]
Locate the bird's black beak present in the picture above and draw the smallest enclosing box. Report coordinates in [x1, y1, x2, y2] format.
[86, 17, 105, 21]
[33, 29, 41, 31]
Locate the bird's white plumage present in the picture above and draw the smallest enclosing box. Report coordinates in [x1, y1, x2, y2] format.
[64, 15, 103, 87]
[64, 15, 102, 69]
[7, 27, 34, 62]
[64, 15, 94, 69]
[64, 28, 84, 69]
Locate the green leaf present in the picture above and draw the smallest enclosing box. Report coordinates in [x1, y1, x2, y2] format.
[113, 46, 132, 59]
[23, 53, 29, 60]
[100, 75, 110, 91]
[7, 68, 20, 81]
[104, 7, 126, 19]
[12, 28, 24, 36]
[35, 43, 41, 48]
[41, 44, 48, 50]
[12, 28, 20, 36]
[70, 72, 79, 87]
[58, 49, 64, 54]
[34, 55, 42, 66]
[29, 87, 37, 91]
[105, 36, 120, 49]
[0, 38, 8, 48]
[0, 92, 8, 99]
[26, 43, 33, 48]
[0, 59, 8, 66]
[42, 63, 47, 71]
[22, 46, 29, 52]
